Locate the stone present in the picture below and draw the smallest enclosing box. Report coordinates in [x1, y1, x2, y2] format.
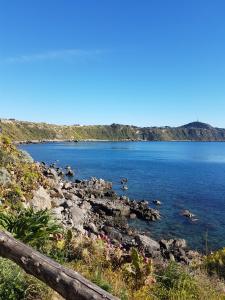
[174, 239, 187, 249]
[159, 239, 174, 250]
[50, 187, 64, 198]
[182, 210, 195, 218]
[103, 226, 123, 242]
[0, 167, 11, 186]
[63, 182, 73, 190]
[87, 222, 98, 234]
[66, 170, 74, 177]
[65, 200, 74, 208]
[71, 206, 86, 232]
[153, 200, 161, 205]
[169, 253, 175, 261]
[51, 207, 64, 220]
[129, 213, 137, 219]
[30, 187, 52, 211]
[51, 198, 66, 207]
[136, 234, 160, 256]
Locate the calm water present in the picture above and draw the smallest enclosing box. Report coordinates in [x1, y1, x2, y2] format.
[20, 141, 225, 251]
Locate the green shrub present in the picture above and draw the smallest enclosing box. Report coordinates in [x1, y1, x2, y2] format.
[151, 262, 225, 300]
[0, 258, 50, 300]
[205, 248, 225, 279]
[0, 208, 62, 250]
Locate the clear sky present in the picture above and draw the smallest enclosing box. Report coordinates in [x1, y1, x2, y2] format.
[0, 0, 225, 127]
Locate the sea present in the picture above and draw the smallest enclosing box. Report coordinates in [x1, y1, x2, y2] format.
[20, 141, 225, 251]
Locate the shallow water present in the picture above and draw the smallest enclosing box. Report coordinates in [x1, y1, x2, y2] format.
[20, 141, 225, 251]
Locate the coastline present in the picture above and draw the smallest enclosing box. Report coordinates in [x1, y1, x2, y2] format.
[15, 139, 225, 145]
[26, 157, 200, 265]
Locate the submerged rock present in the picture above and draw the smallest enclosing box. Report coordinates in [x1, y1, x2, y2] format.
[153, 200, 161, 205]
[182, 209, 195, 219]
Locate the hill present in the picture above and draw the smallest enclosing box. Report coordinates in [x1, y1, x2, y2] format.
[1, 119, 225, 142]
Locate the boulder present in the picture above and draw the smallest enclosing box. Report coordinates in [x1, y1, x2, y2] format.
[51, 207, 64, 220]
[173, 239, 187, 249]
[153, 200, 161, 205]
[66, 170, 74, 177]
[63, 182, 73, 190]
[86, 222, 98, 234]
[103, 226, 123, 242]
[136, 234, 160, 257]
[71, 206, 86, 232]
[0, 167, 11, 186]
[30, 187, 52, 211]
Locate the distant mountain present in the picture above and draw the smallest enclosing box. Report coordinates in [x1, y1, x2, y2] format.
[179, 121, 213, 130]
[1, 119, 225, 142]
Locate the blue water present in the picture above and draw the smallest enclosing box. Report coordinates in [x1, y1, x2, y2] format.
[20, 141, 225, 251]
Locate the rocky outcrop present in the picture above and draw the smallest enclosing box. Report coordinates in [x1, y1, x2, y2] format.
[26, 163, 197, 264]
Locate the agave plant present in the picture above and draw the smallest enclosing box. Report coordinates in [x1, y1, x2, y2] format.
[0, 208, 62, 250]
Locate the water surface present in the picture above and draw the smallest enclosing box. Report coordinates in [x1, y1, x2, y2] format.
[20, 141, 225, 251]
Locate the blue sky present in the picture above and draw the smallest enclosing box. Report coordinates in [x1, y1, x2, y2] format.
[0, 0, 225, 127]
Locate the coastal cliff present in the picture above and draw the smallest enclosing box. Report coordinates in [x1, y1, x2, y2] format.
[1, 119, 225, 142]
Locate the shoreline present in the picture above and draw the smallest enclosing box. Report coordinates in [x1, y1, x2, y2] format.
[15, 139, 225, 144]
[27, 158, 201, 264]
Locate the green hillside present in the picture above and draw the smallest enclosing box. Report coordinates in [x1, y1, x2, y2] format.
[1, 119, 225, 142]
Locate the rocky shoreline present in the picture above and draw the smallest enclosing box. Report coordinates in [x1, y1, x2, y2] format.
[28, 162, 200, 265]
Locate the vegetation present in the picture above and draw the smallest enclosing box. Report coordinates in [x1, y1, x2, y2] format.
[1, 119, 225, 141]
[0, 135, 225, 299]
[0, 208, 62, 250]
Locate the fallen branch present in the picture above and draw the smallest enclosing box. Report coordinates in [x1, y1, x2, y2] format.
[0, 231, 119, 300]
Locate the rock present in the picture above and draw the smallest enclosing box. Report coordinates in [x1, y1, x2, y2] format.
[159, 239, 174, 250]
[129, 213, 137, 219]
[50, 187, 64, 198]
[87, 222, 98, 234]
[169, 253, 175, 261]
[57, 170, 64, 177]
[71, 206, 86, 232]
[182, 210, 195, 219]
[122, 235, 137, 249]
[90, 198, 130, 217]
[30, 187, 52, 211]
[80, 201, 92, 211]
[0, 167, 11, 186]
[63, 182, 73, 190]
[121, 177, 128, 184]
[173, 239, 187, 249]
[103, 226, 123, 242]
[43, 168, 59, 181]
[65, 200, 74, 208]
[51, 198, 65, 208]
[63, 192, 79, 201]
[130, 200, 160, 221]
[136, 234, 160, 257]
[66, 170, 74, 177]
[51, 207, 64, 220]
[104, 190, 116, 198]
[153, 200, 161, 205]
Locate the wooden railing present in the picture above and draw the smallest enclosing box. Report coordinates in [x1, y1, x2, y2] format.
[0, 231, 119, 300]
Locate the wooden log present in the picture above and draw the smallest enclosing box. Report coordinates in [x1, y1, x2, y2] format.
[0, 231, 119, 300]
